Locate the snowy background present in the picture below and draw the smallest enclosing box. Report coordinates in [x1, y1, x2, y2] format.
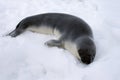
[0, 0, 120, 80]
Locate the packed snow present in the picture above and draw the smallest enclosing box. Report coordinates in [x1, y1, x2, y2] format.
[0, 0, 120, 80]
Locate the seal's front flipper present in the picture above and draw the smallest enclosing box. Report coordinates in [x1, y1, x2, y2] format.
[45, 40, 63, 48]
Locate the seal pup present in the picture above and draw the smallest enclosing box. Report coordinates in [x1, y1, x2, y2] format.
[8, 13, 96, 64]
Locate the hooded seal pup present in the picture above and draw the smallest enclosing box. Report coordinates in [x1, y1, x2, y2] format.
[8, 13, 96, 64]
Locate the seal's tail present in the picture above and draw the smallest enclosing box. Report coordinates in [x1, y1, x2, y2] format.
[7, 30, 18, 37]
[7, 21, 25, 37]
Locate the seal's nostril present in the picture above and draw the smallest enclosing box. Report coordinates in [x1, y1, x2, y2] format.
[91, 57, 93, 62]
[91, 55, 94, 62]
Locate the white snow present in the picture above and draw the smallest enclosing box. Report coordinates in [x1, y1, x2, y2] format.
[0, 0, 120, 80]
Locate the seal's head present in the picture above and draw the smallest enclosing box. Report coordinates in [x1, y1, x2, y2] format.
[76, 36, 96, 64]
[78, 48, 95, 64]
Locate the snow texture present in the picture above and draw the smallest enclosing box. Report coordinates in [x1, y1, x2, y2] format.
[0, 0, 120, 80]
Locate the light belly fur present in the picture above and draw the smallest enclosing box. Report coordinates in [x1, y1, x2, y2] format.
[64, 41, 81, 59]
[27, 26, 53, 35]
[27, 26, 62, 38]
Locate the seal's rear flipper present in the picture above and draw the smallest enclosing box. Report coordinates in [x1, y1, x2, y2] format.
[7, 30, 17, 37]
[7, 29, 24, 37]
[45, 40, 63, 48]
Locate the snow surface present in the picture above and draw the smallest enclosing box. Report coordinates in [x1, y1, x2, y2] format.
[0, 0, 120, 80]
